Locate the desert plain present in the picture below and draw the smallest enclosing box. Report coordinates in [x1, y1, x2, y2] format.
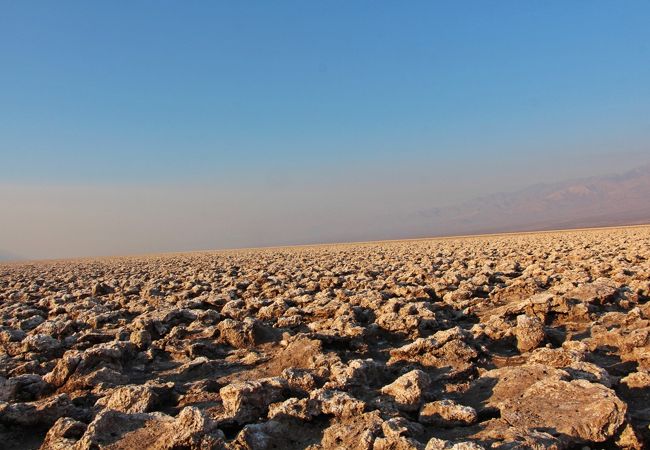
[1, 226, 649, 449]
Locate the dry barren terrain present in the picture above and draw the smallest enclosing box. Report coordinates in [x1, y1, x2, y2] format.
[1, 226, 650, 449]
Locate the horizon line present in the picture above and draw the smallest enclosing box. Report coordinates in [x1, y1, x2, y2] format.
[3, 222, 649, 266]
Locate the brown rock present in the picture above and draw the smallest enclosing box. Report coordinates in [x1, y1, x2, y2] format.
[381, 370, 430, 412]
[0, 393, 87, 427]
[467, 418, 562, 450]
[621, 371, 650, 388]
[463, 364, 569, 411]
[514, 314, 545, 353]
[419, 400, 477, 426]
[501, 378, 627, 442]
[217, 317, 275, 349]
[95, 385, 159, 413]
[566, 282, 618, 305]
[75, 407, 224, 450]
[320, 411, 384, 450]
[220, 377, 287, 423]
[39, 417, 87, 450]
[311, 389, 366, 418]
[425, 438, 485, 450]
[267, 397, 319, 421]
[388, 328, 477, 374]
[129, 330, 152, 350]
[0, 374, 46, 402]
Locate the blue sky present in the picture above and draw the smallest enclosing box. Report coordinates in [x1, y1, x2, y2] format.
[1, 2, 650, 258]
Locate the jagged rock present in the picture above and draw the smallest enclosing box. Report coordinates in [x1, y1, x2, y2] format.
[375, 300, 437, 337]
[217, 318, 267, 348]
[381, 417, 424, 441]
[74, 410, 165, 448]
[418, 400, 477, 426]
[311, 389, 366, 418]
[22, 334, 61, 356]
[92, 282, 114, 297]
[267, 397, 319, 420]
[129, 330, 152, 350]
[500, 378, 627, 442]
[373, 435, 424, 450]
[621, 371, 650, 388]
[308, 313, 368, 339]
[39, 417, 87, 450]
[466, 418, 562, 450]
[527, 346, 585, 367]
[520, 345, 613, 386]
[425, 438, 485, 450]
[44, 344, 131, 391]
[566, 282, 618, 305]
[514, 314, 545, 352]
[463, 364, 569, 411]
[232, 418, 321, 450]
[320, 411, 385, 450]
[564, 361, 613, 387]
[19, 315, 45, 331]
[615, 423, 644, 450]
[75, 407, 224, 449]
[95, 385, 159, 413]
[155, 406, 225, 449]
[220, 377, 287, 423]
[43, 352, 82, 387]
[0, 327, 26, 343]
[388, 328, 477, 374]
[0, 374, 46, 402]
[380, 370, 430, 412]
[0, 393, 87, 426]
[281, 368, 318, 393]
[330, 358, 383, 388]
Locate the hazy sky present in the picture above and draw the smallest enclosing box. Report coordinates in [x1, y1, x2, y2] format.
[2, 2, 650, 259]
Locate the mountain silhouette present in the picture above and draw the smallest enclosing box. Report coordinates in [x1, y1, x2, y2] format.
[416, 163, 650, 235]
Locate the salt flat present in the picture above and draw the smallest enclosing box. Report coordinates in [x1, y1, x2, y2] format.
[1, 226, 649, 449]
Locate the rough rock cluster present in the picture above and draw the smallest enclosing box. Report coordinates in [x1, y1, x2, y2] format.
[1, 226, 649, 449]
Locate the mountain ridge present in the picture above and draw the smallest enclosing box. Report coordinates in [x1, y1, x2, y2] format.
[414, 163, 650, 236]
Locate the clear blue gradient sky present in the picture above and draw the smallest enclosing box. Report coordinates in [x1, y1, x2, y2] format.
[1, 2, 650, 259]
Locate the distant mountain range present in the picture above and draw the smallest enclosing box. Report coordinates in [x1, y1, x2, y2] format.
[415, 163, 650, 236]
[2, 165, 648, 262]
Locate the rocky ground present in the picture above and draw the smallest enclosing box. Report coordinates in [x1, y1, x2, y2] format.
[1, 226, 649, 450]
